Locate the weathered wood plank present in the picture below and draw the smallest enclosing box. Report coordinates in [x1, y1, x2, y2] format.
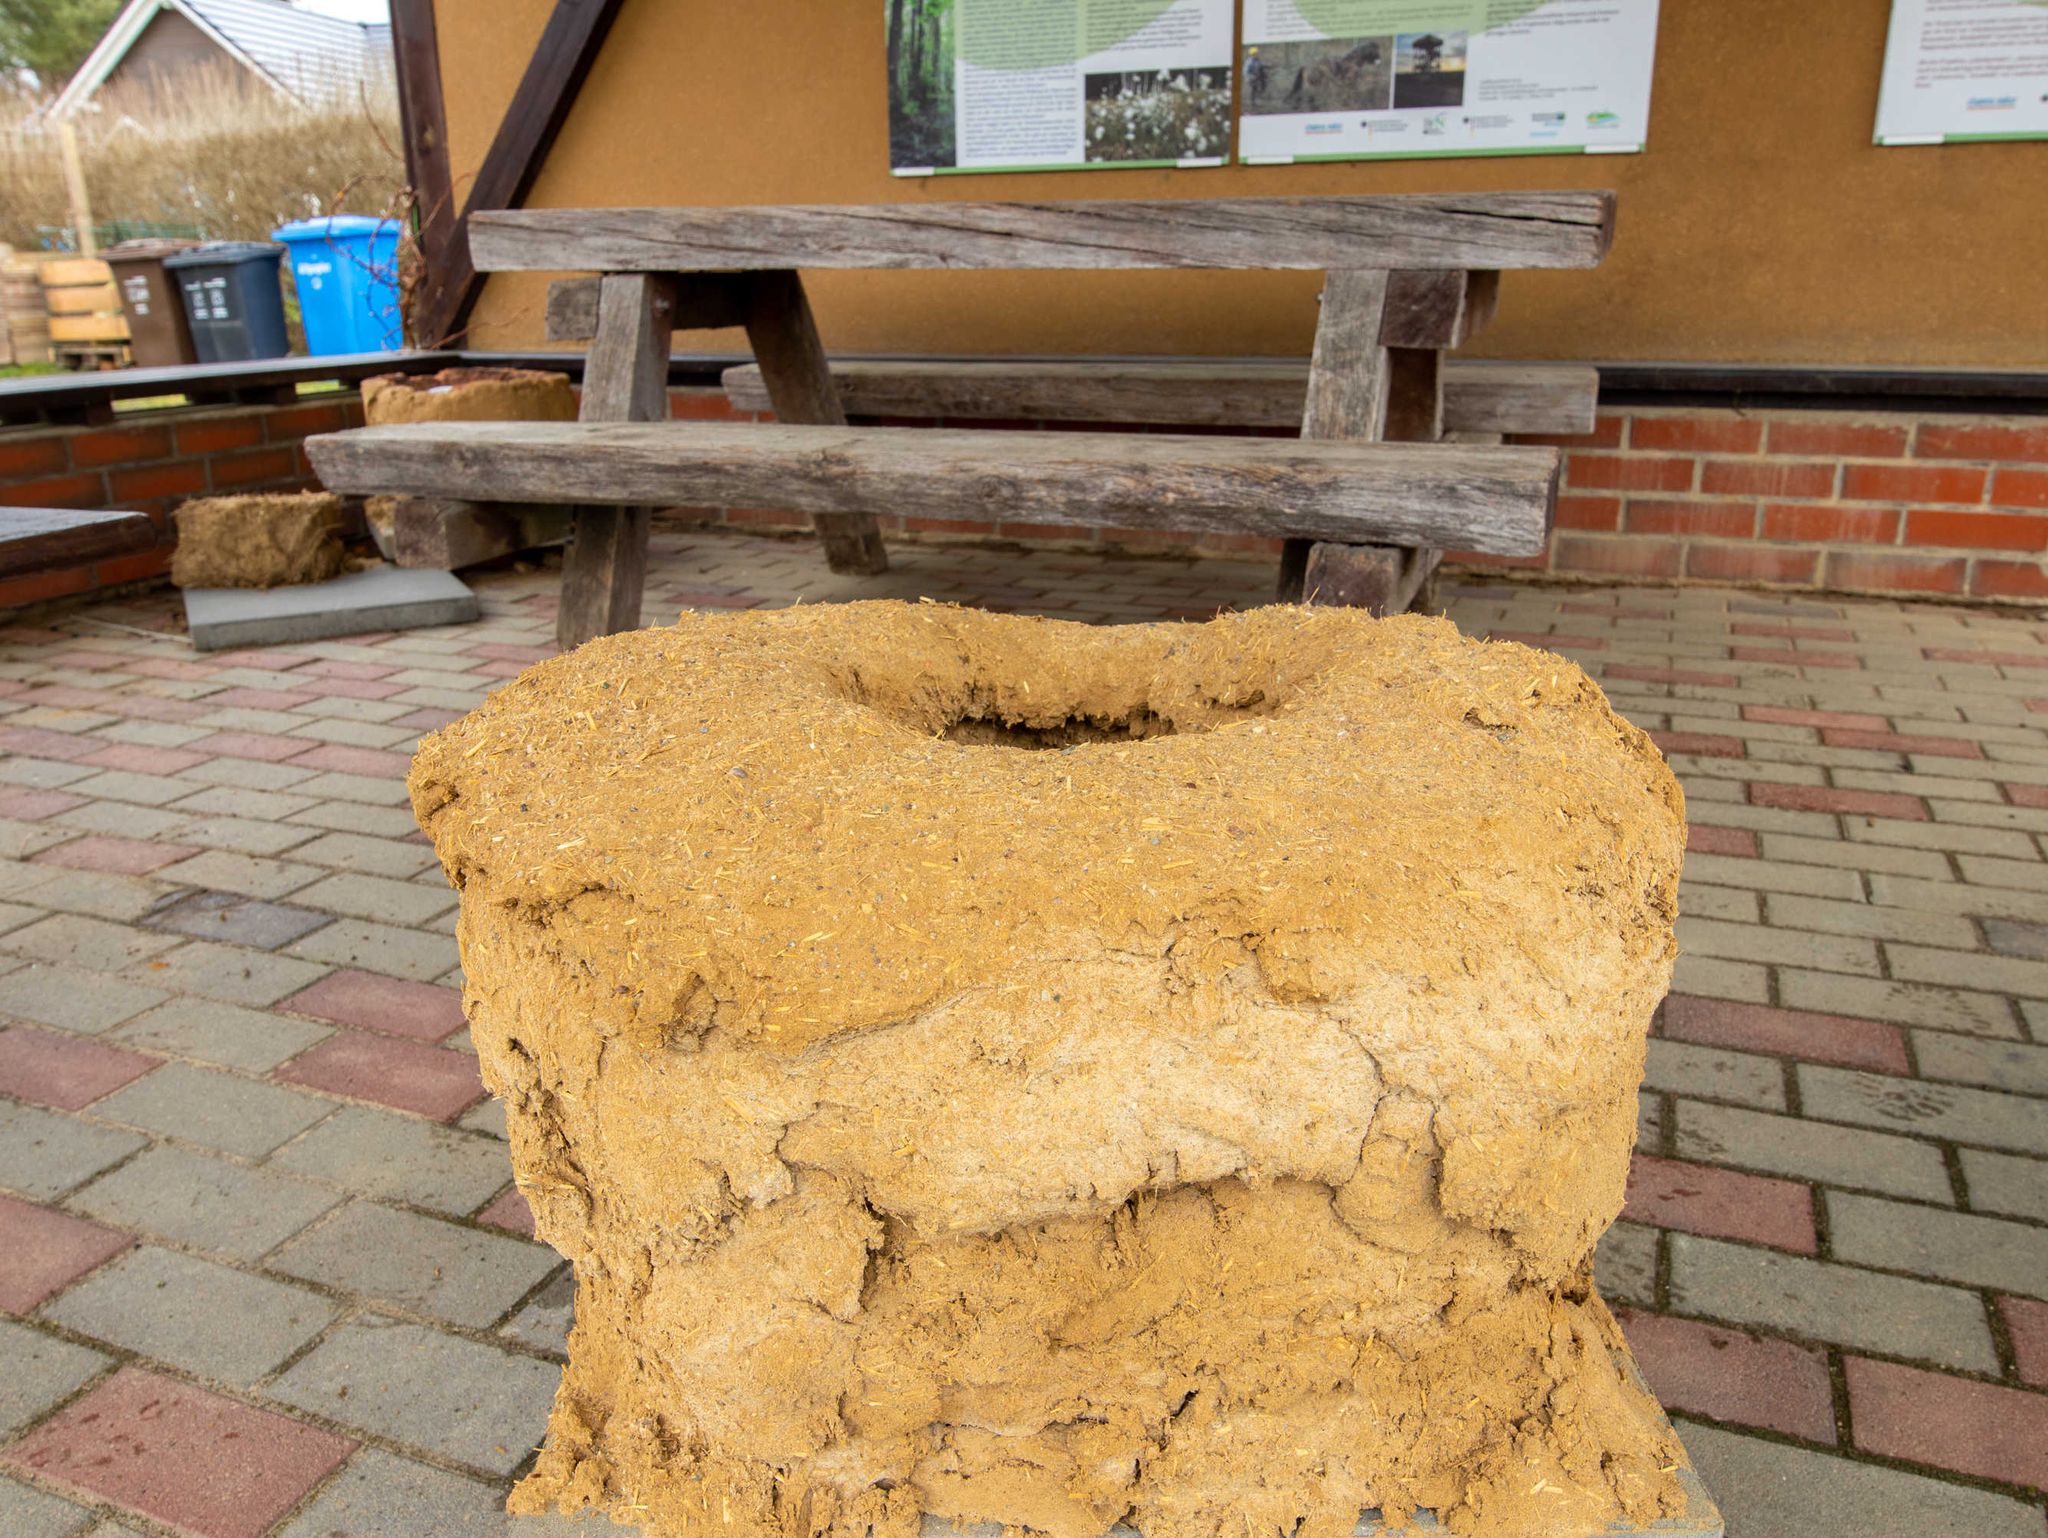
[557, 272, 674, 648]
[546, 273, 752, 340]
[1301, 542, 1440, 612]
[719, 359, 1599, 436]
[306, 421, 1559, 556]
[739, 270, 888, 574]
[471, 193, 1616, 274]
[391, 498, 572, 570]
[1380, 270, 1475, 350]
[0, 507, 155, 577]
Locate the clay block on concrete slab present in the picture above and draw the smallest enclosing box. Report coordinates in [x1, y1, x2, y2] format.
[409, 604, 1692, 1538]
[170, 493, 347, 590]
[184, 564, 476, 651]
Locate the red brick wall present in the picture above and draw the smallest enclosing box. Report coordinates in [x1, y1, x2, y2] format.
[0, 396, 363, 612]
[4, 386, 2045, 614]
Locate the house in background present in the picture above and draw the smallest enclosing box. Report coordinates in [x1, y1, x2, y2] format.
[47, 0, 394, 117]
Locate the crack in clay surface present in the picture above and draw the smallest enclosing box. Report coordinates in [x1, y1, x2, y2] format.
[410, 604, 1688, 1538]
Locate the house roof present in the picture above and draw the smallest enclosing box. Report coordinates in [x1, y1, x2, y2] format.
[49, 0, 395, 118]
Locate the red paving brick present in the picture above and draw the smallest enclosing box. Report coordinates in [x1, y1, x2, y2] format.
[1685, 825, 1758, 857]
[286, 742, 414, 778]
[1742, 704, 1889, 731]
[0, 1194, 132, 1313]
[1617, 1309, 1837, 1442]
[0, 786, 85, 820]
[283, 968, 467, 1042]
[1651, 731, 1744, 758]
[1730, 645, 1862, 669]
[1623, 1154, 1816, 1253]
[78, 742, 209, 775]
[0, 1027, 160, 1110]
[275, 1030, 484, 1120]
[1818, 729, 1984, 759]
[185, 731, 312, 762]
[2, 1366, 355, 1538]
[31, 835, 198, 875]
[477, 1184, 536, 1237]
[1748, 783, 1929, 821]
[2002, 1296, 2048, 1388]
[1603, 664, 1740, 688]
[2006, 784, 2048, 809]
[1659, 996, 1910, 1073]
[1846, 1356, 2048, 1491]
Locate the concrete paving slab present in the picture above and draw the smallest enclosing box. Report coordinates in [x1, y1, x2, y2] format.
[184, 567, 478, 653]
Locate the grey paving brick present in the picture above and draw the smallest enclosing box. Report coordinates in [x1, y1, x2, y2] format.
[290, 872, 456, 927]
[288, 802, 425, 839]
[1775, 970, 2019, 1037]
[459, 1097, 508, 1140]
[1889, 941, 2048, 998]
[287, 832, 438, 880]
[1762, 892, 1979, 949]
[1960, 1148, 2048, 1224]
[0, 1102, 146, 1199]
[109, 995, 331, 1072]
[1678, 914, 1881, 975]
[1757, 832, 1953, 879]
[1676, 883, 1760, 923]
[1664, 950, 1770, 1002]
[47, 800, 189, 839]
[173, 757, 317, 793]
[273, 1447, 610, 1537]
[68, 1144, 340, 1260]
[1849, 815, 2040, 859]
[164, 784, 318, 822]
[1912, 1031, 2048, 1095]
[162, 814, 320, 857]
[1593, 1219, 1657, 1309]
[271, 1201, 558, 1327]
[0, 1477, 97, 1538]
[1829, 1191, 2048, 1301]
[0, 758, 94, 789]
[44, 1245, 337, 1386]
[2, 913, 179, 972]
[272, 1106, 513, 1215]
[92, 1061, 332, 1157]
[1800, 1065, 2048, 1154]
[0, 1319, 110, 1436]
[268, 1313, 561, 1475]
[0, 965, 163, 1033]
[1674, 851, 1864, 900]
[20, 869, 170, 923]
[1677, 1418, 2048, 1538]
[149, 850, 323, 900]
[1871, 871, 2048, 925]
[124, 939, 329, 1006]
[61, 769, 195, 807]
[1644, 1038, 1786, 1110]
[0, 818, 77, 860]
[287, 918, 459, 982]
[1667, 1233, 1996, 1371]
[1673, 1099, 1953, 1202]
[1982, 916, 2048, 959]
[141, 890, 332, 951]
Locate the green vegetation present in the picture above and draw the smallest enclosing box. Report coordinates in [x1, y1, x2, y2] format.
[0, 0, 121, 85]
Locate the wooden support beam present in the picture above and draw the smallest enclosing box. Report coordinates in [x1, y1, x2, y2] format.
[1282, 269, 1391, 602]
[391, 498, 572, 570]
[717, 358, 1599, 437]
[738, 270, 887, 575]
[470, 193, 1617, 275]
[410, 0, 629, 348]
[388, 0, 456, 345]
[555, 273, 676, 649]
[305, 420, 1559, 557]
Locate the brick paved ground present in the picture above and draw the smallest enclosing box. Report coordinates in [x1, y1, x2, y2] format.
[2, 526, 2046, 1537]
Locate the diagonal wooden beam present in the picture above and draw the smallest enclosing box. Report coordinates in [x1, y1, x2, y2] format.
[409, 0, 629, 349]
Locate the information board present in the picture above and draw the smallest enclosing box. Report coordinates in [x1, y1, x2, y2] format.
[888, 0, 1235, 175]
[1875, 0, 2048, 145]
[1236, 0, 1659, 164]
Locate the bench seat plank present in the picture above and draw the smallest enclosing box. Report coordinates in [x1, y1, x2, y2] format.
[471, 193, 1614, 275]
[720, 359, 1597, 437]
[0, 508, 156, 578]
[307, 421, 1557, 556]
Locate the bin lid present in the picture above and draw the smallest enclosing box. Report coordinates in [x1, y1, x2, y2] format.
[106, 237, 199, 260]
[163, 242, 286, 268]
[273, 216, 399, 242]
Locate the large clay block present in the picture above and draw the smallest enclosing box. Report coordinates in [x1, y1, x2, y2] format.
[410, 605, 1689, 1538]
[169, 492, 347, 589]
[360, 365, 577, 426]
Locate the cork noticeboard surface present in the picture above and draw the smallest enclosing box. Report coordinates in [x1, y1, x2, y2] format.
[435, 0, 2046, 368]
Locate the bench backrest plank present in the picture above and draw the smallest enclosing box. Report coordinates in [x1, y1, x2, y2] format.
[1, 507, 155, 577]
[307, 421, 1557, 557]
[470, 193, 1614, 275]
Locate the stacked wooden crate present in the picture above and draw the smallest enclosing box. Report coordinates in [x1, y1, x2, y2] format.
[40, 256, 130, 369]
[2, 248, 53, 367]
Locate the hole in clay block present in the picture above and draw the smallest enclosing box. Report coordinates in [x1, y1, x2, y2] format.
[940, 708, 1181, 749]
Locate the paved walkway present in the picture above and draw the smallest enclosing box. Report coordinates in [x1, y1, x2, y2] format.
[1, 527, 2044, 1538]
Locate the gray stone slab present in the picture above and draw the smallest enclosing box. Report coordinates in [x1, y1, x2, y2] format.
[1798, 1065, 2048, 1155]
[1672, 1100, 1955, 1203]
[267, 1314, 561, 1476]
[1677, 1418, 2046, 1538]
[0, 1320, 110, 1438]
[273, 1448, 613, 1537]
[120, 938, 330, 1007]
[1594, 1219, 1658, 1309]
[91, 1061, 332, 1157]
[271, 1105, 515, 1215]
[67, 1143, 341, 1260]
[498, 1265, 575, 1358]
[0, 1101, 146, 1200]
[0, 1476, 97, 1538]
[109, 996, 332, 1073]
[184, 566, 478, 653]
[140, 890, 332, 951]
[1828, 1191, 2048, 1300]
[0, 964, 165, 1034]
[1960, 1148, 2048, 1224]
[43, 1245, 337, 1386]
[269, 1200, 559, 1327]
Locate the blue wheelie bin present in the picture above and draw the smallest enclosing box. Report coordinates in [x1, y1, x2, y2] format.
[163, 242, 291, 362]
[273, 216, 403, 355]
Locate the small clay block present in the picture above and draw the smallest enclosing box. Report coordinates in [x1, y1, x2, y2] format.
[411, 605, 1692, 1538]
[360, 366, 577, 426]
[169, 492, 347, 590]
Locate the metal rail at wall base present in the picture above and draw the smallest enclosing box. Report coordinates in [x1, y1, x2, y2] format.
[2, 352, 2047, 430]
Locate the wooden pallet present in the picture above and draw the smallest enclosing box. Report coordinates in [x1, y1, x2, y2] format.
[41, 256, 130, 369]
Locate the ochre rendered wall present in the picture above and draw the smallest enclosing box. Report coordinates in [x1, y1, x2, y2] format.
[436, 0, 2045, 367]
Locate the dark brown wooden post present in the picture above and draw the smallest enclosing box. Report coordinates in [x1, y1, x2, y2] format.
[740, 270, 889, 576]
[556, 272, 677, 649]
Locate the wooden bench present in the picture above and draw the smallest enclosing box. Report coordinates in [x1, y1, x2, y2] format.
[307, 192, 1615, 647]
[0, 507, 155, 577]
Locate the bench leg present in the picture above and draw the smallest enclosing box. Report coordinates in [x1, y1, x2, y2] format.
[741, 270, 888, 577]
[557, 273, 677, 651]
